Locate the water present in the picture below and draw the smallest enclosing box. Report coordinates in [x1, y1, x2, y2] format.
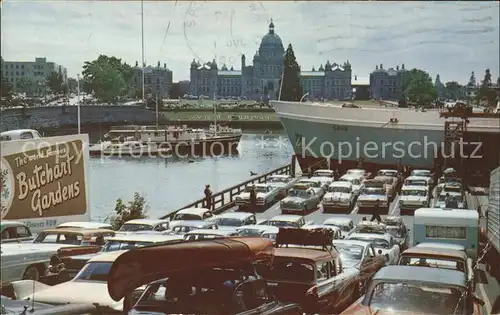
[88, 133, 293, 220]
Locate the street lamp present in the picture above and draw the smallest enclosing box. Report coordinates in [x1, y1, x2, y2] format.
[300, 93, 309, 103]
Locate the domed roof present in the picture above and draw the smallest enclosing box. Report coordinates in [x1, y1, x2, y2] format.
[260, 19, 283, 47]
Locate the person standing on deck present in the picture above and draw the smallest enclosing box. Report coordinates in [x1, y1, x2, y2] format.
[370, 199, 382, 223]
[249, 185, 257, 214]
[204, 184, 212, 210]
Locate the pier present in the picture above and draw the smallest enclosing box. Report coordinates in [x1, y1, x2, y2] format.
[161, 156, 297, 219]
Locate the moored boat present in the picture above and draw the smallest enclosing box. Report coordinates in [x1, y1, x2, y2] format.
[90, 140, 172, 157]
[271, 100, 500, 174]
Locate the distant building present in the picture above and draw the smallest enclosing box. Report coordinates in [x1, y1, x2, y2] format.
[369, 64, 406, 100]
[189, 21, 353, 101]
[178, 80, 190, 96]
[351, 74, 370, 100]
[1, 57, 67, 95]
[132, 61, 173, 98]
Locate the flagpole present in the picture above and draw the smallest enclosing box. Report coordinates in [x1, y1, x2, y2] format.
[213, 92, 217, 137]
[141, 0, 145, 103]
[76, 74, 81, 134]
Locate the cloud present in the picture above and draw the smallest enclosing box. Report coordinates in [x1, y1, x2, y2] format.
[2, 1, 498, 83]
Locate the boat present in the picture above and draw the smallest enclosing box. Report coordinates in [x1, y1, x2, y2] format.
[90, 140, 172, 157]
[271, 100, 500, 174]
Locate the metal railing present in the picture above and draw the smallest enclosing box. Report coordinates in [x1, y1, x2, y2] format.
[160, 162, 294, 220]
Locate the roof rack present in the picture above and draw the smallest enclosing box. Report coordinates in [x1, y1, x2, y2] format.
[276, 228, 334, 251]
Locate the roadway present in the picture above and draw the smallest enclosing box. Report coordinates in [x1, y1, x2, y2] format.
[222, 193, 499, 314]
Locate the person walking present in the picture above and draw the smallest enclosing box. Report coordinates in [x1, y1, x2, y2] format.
[370, 199, 382, 223]
[249, 185, 257, 214]
[204, 184, 212, 210]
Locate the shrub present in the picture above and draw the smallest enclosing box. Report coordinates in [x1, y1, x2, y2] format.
[107, 192, 148, 230]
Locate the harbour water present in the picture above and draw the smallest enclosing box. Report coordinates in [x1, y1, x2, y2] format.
[88, 132, 293, 220]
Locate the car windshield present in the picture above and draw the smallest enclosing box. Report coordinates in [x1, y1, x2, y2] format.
[102, 240, 151, 252]
[336, 244, 363, 261]
[217, 218, 243, 227]
[314, 171, 332, 177]
[288, 189, 308, 197]
[361, 188, 385, 195]
[74, 262, 112, 282]
[329, 186, 350, 193]
[172, 214, 201, 221]
[119, 223, 153, 232]
[438, 194, 462, 202]
[258, 259, 315, 282]
[399, 257, 465, 272]
[267, 220, 298, 228]
[386, 227, 403, 238]
[404, 180, 427, 186]
[34, 233, 83, 245]
[368, 282, 465, 314]
[133, 270, 266, 314]
[235, 228, 263, 236]
[350, 237, 389, 249]
[268, 177, 288, 183]
[402, 189, 427, 196]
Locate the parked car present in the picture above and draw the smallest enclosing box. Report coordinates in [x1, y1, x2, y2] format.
[234, 183, 280, 210]
[410, 169, 435, 186]
[57, 221, 114, 230]
[345, 169, 370, 180]
[261, 215, 312, 228]
[233, 225, 280, 243]
[402, 175, 432, 193]
[34, 228, 115, 246]
[346, 232, 400, 265]
[107, 238, 302, 314]
[183, 229, 236, 240]
[296, 179, 326, 198]
[211, 212, 257, 231]
[399, 185, 430, 214]
[170, 207, 214, 221]
[382, 216, 410, 251]
[333, 240, 386, 294]
[261, 228, 359, 313]
[322, 181, 356, 212]
[356, 184, 389, 212]
[377, 169, 403, 190]
[341, 266, 485, 315]
[323, 217, 354, 239]
[338, 175, 363, 198]
[302, 225, 343, 239]
[168, 220, 218, 235]
[280, 183, 321, 214]
[1, 220, 34, 243]
[118, 219, 170, 233]
[310, 169, 336, 190]
[265, 174, 298, 199]
[373, 175, 397, 201]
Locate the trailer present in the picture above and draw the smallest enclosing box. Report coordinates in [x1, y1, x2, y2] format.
[485, 166, 500, 279]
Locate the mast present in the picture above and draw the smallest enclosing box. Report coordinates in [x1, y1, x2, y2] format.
[141, 0, 145, 103]
[278, 68, 284, 101]
[155, 94, 159, 130]
[76, 73, 81, 134]
[213, 92, 217, 137]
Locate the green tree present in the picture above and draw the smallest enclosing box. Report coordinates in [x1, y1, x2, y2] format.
[476, 69, 496, 106]
[400, 69, 437, 106]
[46, 71, 65, 94]
[444, 81, 464, 100]
[107, 192, 148, 230]
[279, 44, 303, 101]
[67, 77, 78, 93]
[82, 55, 134, 103]
[1, 73, 13, 99]
[169, 82, 181, 99]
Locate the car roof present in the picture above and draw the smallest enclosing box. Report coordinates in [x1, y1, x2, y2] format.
[333, 240, 370, 247]
[346, 169, 365, 173]
[217, 212, 254, 219]
[88, 250, 128, 263]
[329, 181, 351, 187]
[237, 225, 279, 233]
[323, 217, 353, 225]
[107, 234, 183, 242]
[303, 225, 340, 231]
[378, 169, 397, 173]
[411, 169, 431, 173]
[405, 176, 430, 180]
[40, 228, 114, 235]
[176, 207, 211, 215]
[270, 215, 303, 222]
[402, 247, 468, 260]
[0, 220, 27, 229]
[124, 219, 168, 225]
[185, 229, 233, 236]
[248, 183, 269, 188]
[402, 185, 428, 190]
[373, 266, 466, 288]
[170, 220, 212, 228]
[57, 222, 113, 229]
[274, 247, 335, 261]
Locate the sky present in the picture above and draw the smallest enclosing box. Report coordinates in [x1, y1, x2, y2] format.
[1, 1, 499, 84]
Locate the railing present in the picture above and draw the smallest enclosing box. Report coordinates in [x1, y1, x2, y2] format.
[160, 158, 296, 220]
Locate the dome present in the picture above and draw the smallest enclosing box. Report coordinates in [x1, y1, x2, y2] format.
[260, 19, 283, 48]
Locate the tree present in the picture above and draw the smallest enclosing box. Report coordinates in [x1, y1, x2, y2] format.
[67, 78, 78, 93]
[434, 74, 446, 100]
[82, 55, 134, 103]
[279, 44, 303, 101]
[1, 72, 13, 99]
[400, 68, 437, 106]
[444, 81, 464, 100]
[476, 69, 496, 106]
[107, 192, 148, 230]
[169, 82, 181, 99]
[46, 71, 65, 94]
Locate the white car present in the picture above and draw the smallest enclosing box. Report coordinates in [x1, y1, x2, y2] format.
[435, 191, 465, 209]
[1, 220, 34, 243]
[118, 219, 170, 233]
[302, 225, 343, 239]
[233, 225, 280, 243]
[234, 183, 280, 209]
[296, 178, 325, 198]
[402, 176, 432, 191]
[171, 207, 214, 221]
[310, 169, 336, 190]
[11, 251, 126, 311]
[323, 217, 355, 239]
[410, 169, 434, 185]
[265, 174, 297, 195]
[168, 220, 218, 235]
[212, 212, 257, 230]
[183, 229, 235, 240]
[345, 169, 370, 180]
[399, 185, 430, 213]
[356, 186, 389, 211]
[338, 174, 363, 197]
[322, 181, 356, 212]
[57, 221, 114, 230]
[346, 232, 400, 265]
[260, 215, 312, 229]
